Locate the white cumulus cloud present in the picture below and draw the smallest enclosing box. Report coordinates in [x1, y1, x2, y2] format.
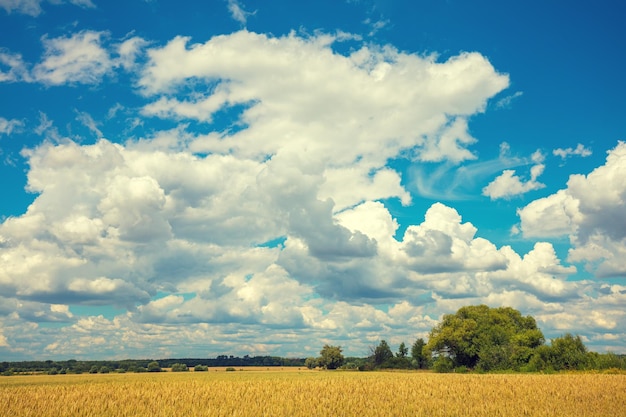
[519, 141, 626, 277]
[33, 30, 113, 85]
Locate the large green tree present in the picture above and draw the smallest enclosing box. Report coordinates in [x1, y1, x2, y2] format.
[425, 305, 544, 370]
[318, 345, 344, 370]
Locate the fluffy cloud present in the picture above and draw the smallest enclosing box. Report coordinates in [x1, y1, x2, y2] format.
[138, 31, 508, 167]
[553, 143, 592, 160]
[1, 29, 624, 358]
[33, 30, 113, 85]
[483, 150, 545, 199]
[519, 141, 626, 277]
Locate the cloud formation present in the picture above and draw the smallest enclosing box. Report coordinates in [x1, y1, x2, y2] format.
[32, 31, 113, 85]
[519, 141, 626, 277]
[553, 143, 592, 160]
[1, 29, 625, 359]
[482, 150, 546, 199]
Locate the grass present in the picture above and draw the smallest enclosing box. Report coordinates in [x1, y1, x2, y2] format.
[1, 369, 625, 416]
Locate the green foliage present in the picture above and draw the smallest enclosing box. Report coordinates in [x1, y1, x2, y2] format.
[318, 345, 344, 370]
[171, 363, 189, 372]
[304, 357, 318, 369]
[550, 333, 588, 370]
[99, 366, 110, 374]
[411, 338, 427, 369]
[193, 365, 208, 372]
[373, 340, 394, 366]
[147, 361, 161, 372]
[225, 367, 236, 372]
[528, 333, 591, 371]
[396, 342, 408, 358]
[89, 365, 99, 374]
[587, 352, 626, 370]
[432, 356, 454, 373]
[426, 305, 544, 371]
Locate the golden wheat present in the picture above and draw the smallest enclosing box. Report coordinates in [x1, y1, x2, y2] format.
[0, 370, 624, 416]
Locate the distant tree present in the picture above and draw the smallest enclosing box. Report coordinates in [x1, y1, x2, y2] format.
[89, 365, 99, 374]
[396, 342, 408, 358]
[411, 338, 427, 369]
[425, 305, 544, 371]
[171, 363, 189, 372]
[318, 345, 344, 370]
[373, 340, 394, 366]
[99, 366, 110, 374]
[147, 361, 161, 372]
[194, 365, 208, 372]
[304, 357, 318, 369]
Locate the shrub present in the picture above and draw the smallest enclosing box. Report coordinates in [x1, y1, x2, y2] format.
[194, 365, 208, 372]
[433, 357, 454, 373]
[147, 361, 161, 372]
[225, 367, 236, 372]
[171, 363, 189, 372]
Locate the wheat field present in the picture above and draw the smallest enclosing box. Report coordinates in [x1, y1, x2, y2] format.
[1, 369, 625, 416]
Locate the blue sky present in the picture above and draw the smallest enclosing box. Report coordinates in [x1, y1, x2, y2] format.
[1, 0, 625, 360]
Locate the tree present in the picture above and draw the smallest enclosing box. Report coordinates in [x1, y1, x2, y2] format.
[529, 333, 589, 371]
[411, 338, 427, 369]
[171, 363, 189, 372]
[318, 345, 344, 370]
[425, 305, 544, 371]
[396, 342, 408, 358]
[373, 340, 394, 366]
[147, 361, 161, 372]
[304, 357, 318, 369]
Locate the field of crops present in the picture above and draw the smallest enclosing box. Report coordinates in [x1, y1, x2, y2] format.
[1, 369, 625, 416]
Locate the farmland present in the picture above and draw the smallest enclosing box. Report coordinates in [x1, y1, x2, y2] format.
[1, 369, 625, 416]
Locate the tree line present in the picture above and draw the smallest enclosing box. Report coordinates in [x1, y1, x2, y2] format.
[2, 305, 625, 375]
[310, 305, 626, 372]
[0, 355, 305, 376]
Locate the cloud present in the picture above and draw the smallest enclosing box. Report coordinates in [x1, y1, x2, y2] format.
[0, 117, 24, 136]
[75, 110, 103, 138]
[0, 48, 30, 82]
[33, 30, 113, 85]
[495, 91, 523, 109]
[3, 29, 624, 357]
[364, 17, 390, 36]
[553, 143, 592, 160]
[227, 0, 254, 26]
[519, 141, 626, 277]
[138, 31, 507, 169]
[115, 35, 148, 71]
[482, 150, 545, 199]
[0, 0, 94, 16]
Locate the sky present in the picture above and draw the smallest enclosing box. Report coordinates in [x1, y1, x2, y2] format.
[0, 0, 625, 361]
